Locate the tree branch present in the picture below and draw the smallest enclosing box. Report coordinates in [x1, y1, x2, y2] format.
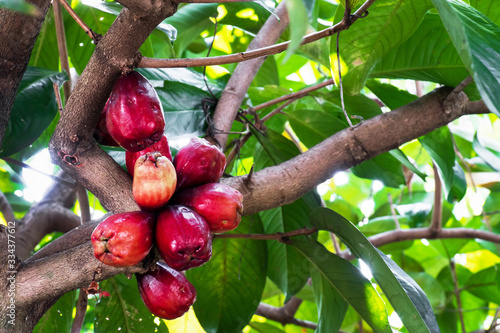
[255, 302, 317, 330]
[0, 190, 15, 222]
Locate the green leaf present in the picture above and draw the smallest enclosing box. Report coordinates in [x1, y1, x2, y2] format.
[371, 13, 478, 100]
[310, 207, 440, 332]
[472, 133, 500, 172]
[429, 0, 500, 117]
[33, 290, 76, 333]
[419, 127, 466, 202]
[311, 269, 348, 333]
[94, 275, 169, 333]
[389, 149, 426, 181]
[284, 0, 308, 63]
[0, 0, 39, 15]
[352, 152, 406, 188]
[186, 215, 267, 333]
[29, 8, 59, 71]
[464, 264, 500, 304]
[0, 67, 67, 157]
[366, 79, 418, 110]
[290, 239, 391, 333]
[248, 321, 287, 333]
[332, 0, 433, 94]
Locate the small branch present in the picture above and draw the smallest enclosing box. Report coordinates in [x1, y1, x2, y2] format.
[282, 297, 303, 318]
[251, 79, 334, 114]
[0, 190, 15, 222]
[214, 227, 317, 241]
[77, 185, 91, 223]
[58, 0, 100, 42]
[388, 193, 400, 229]
[430, 163, 442, 235]
[53, 0, 72, 100]
[450, 260, 467, 333]
[70, 289, 88, 333]
[255, 302, 317, 330]
[1, 157, 76, 189]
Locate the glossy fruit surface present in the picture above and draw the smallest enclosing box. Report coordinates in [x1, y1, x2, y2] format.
[105, 71, 165, 152]
[136, 262, 196, 320]
[91, 211, 156, 267]
[155, 205, 212, 271]
[133, 152, 176, 211]
[126, 135, 172, 177]
[173, 183, 243, 233]
[173, 137, 226, 190]
[93, 107, 119, 146]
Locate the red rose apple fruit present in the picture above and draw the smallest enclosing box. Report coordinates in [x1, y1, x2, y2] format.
[156, 205, 212, 271]
[136, 262, 196, 320]
[126, 135, 172, 177]
[173, 137, 226, 190]
[172, 183, 243, 233]
[105, 71, 165, 152]
[133, 152, 176, 211]
[91, 211, 156, 267]
[93, 107, 119, 146]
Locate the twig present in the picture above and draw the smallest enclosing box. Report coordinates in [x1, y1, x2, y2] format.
[77, 185, 91, 223]
[255, 302, 317, 329]
[430, 163, 442, 235]
[250, 79, 334, 114]
[57, 0, 100, 42]
[53, 83, 64, 114]
[214, 227, 316, 241]
[52, 0, 72, 100]
[0, 190, 15, 222]
[282, 297, 303, 318]
[450, 260, 467, 333]
[388, 193, 400, 229]
[331, 233, 342, 255]
[139, 0, 374, 69]
[487, 307, 500, 333]
[70, 289, 88, 333]
[1, 158, 76, 190]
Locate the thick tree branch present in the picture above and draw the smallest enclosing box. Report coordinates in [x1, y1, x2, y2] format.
[224, 88, 489, 216]
[0, 0, 51, 147]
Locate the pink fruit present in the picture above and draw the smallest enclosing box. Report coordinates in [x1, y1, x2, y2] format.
[126, 135, 172, 177]
[173, 183, 243, 233]
[91, 212, 156, 267]
[105, 71, 165, 152]
[173, 137, 226, 190]
[155, 205, 212, 271]
[133, 152, 177, 211]
[93, 107, 120, 146]
[136, 262, 196, 320]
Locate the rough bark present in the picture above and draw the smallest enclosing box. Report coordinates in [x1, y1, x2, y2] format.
[0, 0, 52, 148]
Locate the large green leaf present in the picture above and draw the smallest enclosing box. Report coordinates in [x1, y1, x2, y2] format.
[186, 215, 267, 333]
[472, 133, 500, 172]
[33, 290, 76, 333]
[352, 152, 406, 188]
[0, 0, 39, 15]
[286, 109, 345, 148]
[311, 269, 348, 333]
[290, 239, 391, 333]
[332, 0, 433, 94]
[430, 0, 500, 117]
[464, 264, 500, 304]
[0, 67, 67, 157]
[28, 8, 59, 71]
[94, 274, 169, 333]
[365, 79, 417, 110]
[371, 13, 478, 100]
[310, 207, 440, 332]
[419, 127, 466, 202]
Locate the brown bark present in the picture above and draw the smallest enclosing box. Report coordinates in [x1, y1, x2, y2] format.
[0, 0, 52, 147]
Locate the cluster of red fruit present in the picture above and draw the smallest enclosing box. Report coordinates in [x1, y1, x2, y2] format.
[90, 71, 244, 320]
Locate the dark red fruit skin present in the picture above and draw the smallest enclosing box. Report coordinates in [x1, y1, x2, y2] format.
[126, 135, 172, 177]
[133, 152, 177, 211]
[93, 107, 120, 146]
[172, 183, 243, 233]
[155, 205, 212, 271]
[173, 137, 226, 190]
[105, 71, 166, 152]
[136, 262, 196, 320]
[91, 212, 156, 267]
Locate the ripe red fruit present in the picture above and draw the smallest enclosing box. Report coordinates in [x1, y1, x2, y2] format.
[156, 205, 212, 271]
[93, 107, 119, 146]
[126, 135, 172, 177]
[173, 137, 226, 190]
[136, 262, 196, 320]
[105, 71, 165, 152]
[173, 183, 243, 233]
[133, 152, 177, 211]
[91, 212, 156, 267]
